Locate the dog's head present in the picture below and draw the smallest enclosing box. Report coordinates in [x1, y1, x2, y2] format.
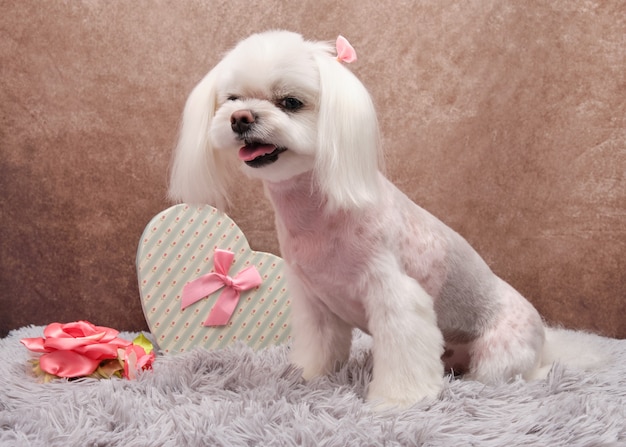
[169, 31, 382, 211]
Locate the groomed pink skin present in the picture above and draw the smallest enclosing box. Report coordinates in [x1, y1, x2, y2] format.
[265, 170, 544, 378]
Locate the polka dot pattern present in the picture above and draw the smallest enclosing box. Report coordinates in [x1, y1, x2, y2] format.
[137, 204, 291, 354]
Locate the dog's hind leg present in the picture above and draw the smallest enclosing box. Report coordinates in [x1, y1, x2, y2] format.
[466, 279, 545, 383]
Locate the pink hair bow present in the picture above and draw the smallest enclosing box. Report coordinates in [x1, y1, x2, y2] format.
[336, 35, 357, 63]
[181, 249, 262, 326]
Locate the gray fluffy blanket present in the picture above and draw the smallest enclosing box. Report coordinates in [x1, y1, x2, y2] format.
[1, 326, 624, 446]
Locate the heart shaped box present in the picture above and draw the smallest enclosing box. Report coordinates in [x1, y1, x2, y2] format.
[137, 204, 291, 354]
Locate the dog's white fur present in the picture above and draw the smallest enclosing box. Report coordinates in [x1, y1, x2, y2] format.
[169, 31, 599, 409]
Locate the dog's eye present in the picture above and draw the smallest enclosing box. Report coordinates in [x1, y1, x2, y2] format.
[227, 95, 240, 101]
[279, 97, 304, 111]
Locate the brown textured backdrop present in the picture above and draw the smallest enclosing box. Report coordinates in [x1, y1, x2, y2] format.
[1, 1, 624, 338]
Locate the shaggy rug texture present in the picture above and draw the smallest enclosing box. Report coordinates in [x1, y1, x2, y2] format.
[1, 326, 624, 447]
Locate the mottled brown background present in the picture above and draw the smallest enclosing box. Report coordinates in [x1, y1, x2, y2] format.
[1, 1, 624, 338]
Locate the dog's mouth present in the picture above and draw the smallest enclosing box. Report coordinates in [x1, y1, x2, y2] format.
[238, 142, 287, 168]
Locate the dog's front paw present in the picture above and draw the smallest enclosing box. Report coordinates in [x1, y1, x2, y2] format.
[289, 325, 352, 381]
[290, 348, 335, 381]
[366, 378, 442, 411]
[294, 361, 327, 381]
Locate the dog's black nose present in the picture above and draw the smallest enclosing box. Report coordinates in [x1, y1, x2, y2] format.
[231, 109, 256, 134]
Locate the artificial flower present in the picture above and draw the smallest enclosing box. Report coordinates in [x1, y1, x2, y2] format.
[120, 333, 155, 380]
[21, 321, 155, 382]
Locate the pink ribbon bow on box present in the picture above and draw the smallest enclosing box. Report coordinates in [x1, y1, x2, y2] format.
[181, 249, 262, 326]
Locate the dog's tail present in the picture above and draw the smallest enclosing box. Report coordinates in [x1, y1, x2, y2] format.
[527, 326, 612, 380]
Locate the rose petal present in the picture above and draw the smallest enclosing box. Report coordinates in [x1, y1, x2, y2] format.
[20, 337, 50, 353]
[132, 333, 154, 355]
[137, 351, 155, 370]
[112, 338, 133, 349]
[123, 348, 138, 380]
[92, 325, 121, 341]
[43, 322, 69, 339]
[121, 344, 155, 379]
[75, 342, 124, 360]
[61, 320, 99, 337]
[39, 350, 101, 378]
[44, 335, 101, 351]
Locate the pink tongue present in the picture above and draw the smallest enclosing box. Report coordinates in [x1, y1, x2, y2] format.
[238, 144, 277, 161]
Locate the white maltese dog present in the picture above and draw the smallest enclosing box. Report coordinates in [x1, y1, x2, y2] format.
[169, 31, 600, 409]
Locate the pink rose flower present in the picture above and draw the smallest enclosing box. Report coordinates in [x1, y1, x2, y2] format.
[120, 344, 155, 380]
[21, 321, 132, 378]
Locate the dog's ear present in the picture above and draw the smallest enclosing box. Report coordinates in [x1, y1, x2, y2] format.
[313, 53, 383, 211]
[168, 63, 234, 209]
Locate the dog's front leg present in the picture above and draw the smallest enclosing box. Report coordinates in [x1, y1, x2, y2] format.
[288, 274, 353, 380]
[366, 270, 445, 409]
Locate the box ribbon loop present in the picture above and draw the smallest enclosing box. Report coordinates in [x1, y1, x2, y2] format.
[181, 249, 262, 326]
